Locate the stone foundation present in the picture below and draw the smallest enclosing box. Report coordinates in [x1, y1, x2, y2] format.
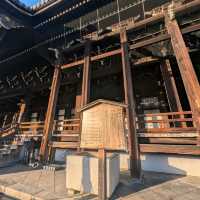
[120, 153, 200, 177]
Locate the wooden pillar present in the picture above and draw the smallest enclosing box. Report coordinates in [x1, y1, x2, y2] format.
[98, 148, 107, 200]
[120, 29, 141, 178]
[17, 99, 26, 124]
[160, 59, 183, 112]
[39, 63, 62, 161]
[2, 114, 8, 128]
[165, 14, 200, 143]
[75, 84, 82, 117]
[81, 41, 91, 107]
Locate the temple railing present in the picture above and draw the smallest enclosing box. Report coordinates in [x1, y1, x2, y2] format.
[18, 119, 81, 140]
[0, 125, 17, 138]
[1, 111, 197, 141]
[136, 111, 197, 134]
[52, 119, 81, 142]
[19, 121, 45, 137]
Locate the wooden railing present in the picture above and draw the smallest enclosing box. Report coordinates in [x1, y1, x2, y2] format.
[0, 125, 17, 138]
[18, 119, 81, 141]
[53, 119, 81, 143]
[2, 112, 197, 139]
[136, 111, 196, 133]
[19, 121, 45, 136]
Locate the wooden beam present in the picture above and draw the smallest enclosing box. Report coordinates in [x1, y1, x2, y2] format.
[95, 0, 200, 42]
[139, 137, 197, 145]
[61, 60, 84, 70]
[91, 49, 121, 62]
[160, 59, 183, 112]
[140, 144, 200, 155]
[61, 49, 121, 70]
[39, 63, 62, 161]
[129, 22, 200, 50]
[60, 22, 200, 72]
[120, 29, 141, 178]
[166, 15, 200, 145]
[81, 41, 91, 107]
[138, 132, 198, 138]
[50, 141, 79, 149]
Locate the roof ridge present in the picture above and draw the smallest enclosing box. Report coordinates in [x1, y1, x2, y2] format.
[7, 0, 61, 13]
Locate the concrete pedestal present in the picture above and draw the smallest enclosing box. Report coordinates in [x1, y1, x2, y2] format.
[66, 153, 119, 198]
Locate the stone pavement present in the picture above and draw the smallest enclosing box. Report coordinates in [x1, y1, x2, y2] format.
[0, 165, 199, 200]
[112, 171, 200, 200]
[0, 164, 95, 200]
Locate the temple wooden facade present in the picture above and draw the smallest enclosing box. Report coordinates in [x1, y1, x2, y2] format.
[0, 0, 200, 178]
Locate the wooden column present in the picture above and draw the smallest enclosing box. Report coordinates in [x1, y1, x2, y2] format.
[166, 15, 200, 143]
[2, 114, 8, 129]
[39, 63, 62, 161]
[160, 59, 183, 112]
[81, 41, 91, 107]
[120, 29, 141, 178]
[75, 84, 82, 117]
[98, 148, 107, 200]
[17, 99, 26, 124]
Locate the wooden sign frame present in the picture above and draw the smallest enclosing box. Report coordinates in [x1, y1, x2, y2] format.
[80, 99, 127, 151]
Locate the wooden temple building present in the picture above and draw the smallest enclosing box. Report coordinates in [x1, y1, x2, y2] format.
[0, 0, 200, 178]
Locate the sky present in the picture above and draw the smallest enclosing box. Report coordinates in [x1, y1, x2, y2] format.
[20, 0, 40, 6]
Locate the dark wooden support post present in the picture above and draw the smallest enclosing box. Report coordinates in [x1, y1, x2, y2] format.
[81, 41, 91, 107]
[160, 59, 183, 112]
[165, 13, 200, 144]
[98, 148, 107, 200]
[39, 58, 62, 161]
[120, 29, 141, 178]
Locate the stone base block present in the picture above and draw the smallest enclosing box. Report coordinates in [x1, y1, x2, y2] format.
[66, 153, 119, 198]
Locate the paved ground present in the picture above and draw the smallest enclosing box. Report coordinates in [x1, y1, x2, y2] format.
[113, 171, 200, 200]
[0, 164, 199, 200]
[0, 193, 16, 200]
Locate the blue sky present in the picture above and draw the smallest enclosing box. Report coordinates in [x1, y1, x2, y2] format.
[20, 0, 40, 6]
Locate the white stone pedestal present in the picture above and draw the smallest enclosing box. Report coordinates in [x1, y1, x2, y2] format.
[66, 153, 119, 198]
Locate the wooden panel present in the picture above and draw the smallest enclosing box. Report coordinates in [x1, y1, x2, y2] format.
[139, 137, 197, 145]
[137, 127, 196, 133]
[80, 102, 127, 150]
[50, 141, 79, 149]
[140, 144, 200, 155]
[138, 132, 198, 138]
